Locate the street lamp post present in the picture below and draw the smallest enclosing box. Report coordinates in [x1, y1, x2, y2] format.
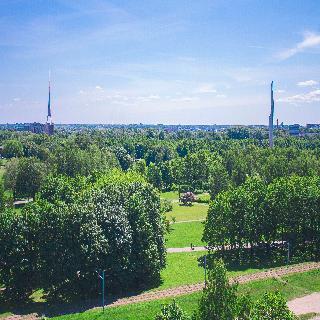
[98, 270, 106, 312]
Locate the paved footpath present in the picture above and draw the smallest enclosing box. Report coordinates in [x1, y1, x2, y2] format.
[4, 262, 320, 319]
[167, 246, 207, 253]
[288, 292, 320, 316]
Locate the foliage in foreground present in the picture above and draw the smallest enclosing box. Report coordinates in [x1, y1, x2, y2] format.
[156, 259, 295, 320]
[0, 170, 166, 300]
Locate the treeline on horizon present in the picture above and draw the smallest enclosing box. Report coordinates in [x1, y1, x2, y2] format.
[0, 126, 320, 300]
[1, 127, 320, 200]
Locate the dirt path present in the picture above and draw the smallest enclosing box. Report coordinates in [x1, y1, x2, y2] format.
[4, 262, 320, 319]
[288, 292, 320, 315]
[105, 262, 320, 308]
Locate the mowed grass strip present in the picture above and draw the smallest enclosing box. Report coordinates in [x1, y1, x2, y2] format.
[165, 202, 208, 222]
[166, 221, 205, 248]
[50, 270, 320, 320]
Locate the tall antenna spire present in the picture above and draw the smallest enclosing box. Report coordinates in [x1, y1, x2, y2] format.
[269, 81, 275, 148]
[47, 70, 52, 123]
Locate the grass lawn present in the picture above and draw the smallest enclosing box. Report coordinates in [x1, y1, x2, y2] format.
[50, 269, 320, 320]
[166, 221, 205, 248]
[158, 251, 265, 291]
[165, 202, 208, 222]
[160, 191, 179, 201]
[159, 251, 205, 290]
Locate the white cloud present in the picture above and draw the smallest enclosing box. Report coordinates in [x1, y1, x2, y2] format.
[275, 89, 285, 93]
[297, 80, 318, 87]
[278, 89, 320, 104]
[278, 32, 320, 60]
[13, 97, 21, 102]
[171, 96, 199, 102]
[95, 85, 104, 90]
[196, 84, 217, 94]
[216, 94, 226, 98]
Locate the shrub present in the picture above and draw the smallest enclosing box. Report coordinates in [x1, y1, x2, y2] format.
[195, 193, 210, 204]
[161, 198, 173, 213]
[180, 192, 195, 206]
[155, 300, 190, 320]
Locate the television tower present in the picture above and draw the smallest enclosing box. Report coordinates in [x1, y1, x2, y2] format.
[47, 70, 52, 124]
[44, 70, 54, 135]
[269, 81, 275, 148]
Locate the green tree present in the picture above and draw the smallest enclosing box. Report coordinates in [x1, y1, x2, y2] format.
[208, 161, 231, 199]
[0, 170, 166, 299]
[4, 157, 46, 199]
[3, 158, 19, 196]
[193, 259, 239, 320]
[147, 163, 163, 189]
[0, 179, 5, 210]
[15, 157, 47, 199]
[2, 140, 24, 158]
[250, 292, 295, 320]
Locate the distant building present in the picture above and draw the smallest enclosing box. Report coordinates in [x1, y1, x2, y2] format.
[44, 122, 54, 135]
[289, 124, 300, 136]
[29, 122, 45, 134]
[306, 124, 320, 129]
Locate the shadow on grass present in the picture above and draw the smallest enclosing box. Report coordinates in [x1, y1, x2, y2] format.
[197, 245, 316, 274]
[1, 245, 317, 319]
[0, 280, 163, 318]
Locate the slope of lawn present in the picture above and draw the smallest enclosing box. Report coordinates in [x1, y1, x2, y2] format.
[166, 221, 205, 248]
[50, 269, 320, 320]
[165, 202, 208, 222]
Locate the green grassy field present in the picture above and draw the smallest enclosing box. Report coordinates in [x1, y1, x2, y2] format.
[165, 202, 208, 222]
[166, 221, 205, 248]
[159, 251, 205, 289]
[50, 269, 320, 320]
[161, 191, 209, 222]
[158, 251, 268, 291]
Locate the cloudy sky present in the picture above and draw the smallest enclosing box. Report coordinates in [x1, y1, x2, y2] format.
[0, 0, 320, 124]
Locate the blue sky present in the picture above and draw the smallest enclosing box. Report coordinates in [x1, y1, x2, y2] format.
[0, 0, 320, 124]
